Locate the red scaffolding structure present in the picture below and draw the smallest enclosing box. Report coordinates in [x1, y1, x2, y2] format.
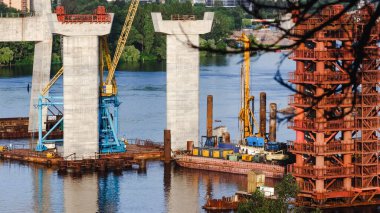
[288, 4, 380, 208]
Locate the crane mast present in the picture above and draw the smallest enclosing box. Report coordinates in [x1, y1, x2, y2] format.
[101, 0, 139, 96]
[238, 33, 258, 142]
[98, 0, 140, 153]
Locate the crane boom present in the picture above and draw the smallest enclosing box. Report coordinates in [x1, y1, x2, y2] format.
[105, 0, 139, 86]
[41, 67, 63, 96]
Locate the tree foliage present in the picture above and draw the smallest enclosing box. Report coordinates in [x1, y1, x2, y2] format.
[1, 1, 245, 64]
[238, 174, 299, 213]
[121, 45, 140, 62]
[0, 47, 14, 65]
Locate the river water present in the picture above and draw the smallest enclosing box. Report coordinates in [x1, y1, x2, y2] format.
[0, 53, 295, 212]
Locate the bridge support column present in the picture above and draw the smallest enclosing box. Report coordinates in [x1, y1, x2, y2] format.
[28, 40, 52, 132]
[152, 12, 214, 150]
[63, 36, 100, 159]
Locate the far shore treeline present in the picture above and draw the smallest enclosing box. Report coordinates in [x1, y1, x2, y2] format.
[0, 0, 251, 66]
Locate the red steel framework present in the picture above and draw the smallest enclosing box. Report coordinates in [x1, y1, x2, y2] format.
[55, 6, 111, 23]
[288, 4, 380, 208]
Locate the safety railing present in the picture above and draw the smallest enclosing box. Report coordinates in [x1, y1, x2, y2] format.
[171, 14, 196, 20]
[288, 141, 354, 154]
[291, 29, 350, 40]
[126, 138, 163, 148]
[291, 49, 354, 60]
[288, 71, 351, 84]
[289, 94, 354, 107]
[297, 180, 314, 193]
[289, 119, 355, 131]
[57, 14, 111, 23]
[291, 165, 354, 178]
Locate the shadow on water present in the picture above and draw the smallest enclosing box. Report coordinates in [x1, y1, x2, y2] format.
[0, 64, 33, 77]
[0, 64, 64, 78]
[116, 54, 229, 72]
[117, 61, 166, 72]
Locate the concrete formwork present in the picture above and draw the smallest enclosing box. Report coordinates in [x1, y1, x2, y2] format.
[152, 12, 213, 150]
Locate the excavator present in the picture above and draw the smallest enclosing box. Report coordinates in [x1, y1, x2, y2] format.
[35, 0, 140, 153]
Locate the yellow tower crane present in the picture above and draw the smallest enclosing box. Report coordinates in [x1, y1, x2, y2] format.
[100, 0, 139, 96]
[98, 0, 140, 153]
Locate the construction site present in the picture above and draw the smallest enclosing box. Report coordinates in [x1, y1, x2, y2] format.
[0, 0, 379, 212]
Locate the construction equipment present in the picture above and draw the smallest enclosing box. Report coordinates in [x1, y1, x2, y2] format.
[98, 0, 139, 153]
[41, 68, 63, 96]
[237, 33, 260, 143]
[265, 150, 288, 162]
[35, 2, 140, 153]
[100, 0, 139, 96]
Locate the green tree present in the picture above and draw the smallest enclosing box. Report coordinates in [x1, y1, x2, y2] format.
[121, 45, 140, 62]
[206, 11, 234, 42]
[238, 174, 299, 213]
[142, 9, 155, 55]
[0, 47, 14, 65]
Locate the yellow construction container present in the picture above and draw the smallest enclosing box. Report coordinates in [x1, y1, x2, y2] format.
[202, 148, 210, 157]
[242, 154, 253, 162]
[192, 147, 199, 156]
[212, 149, 220, 158]
[222, 149, 234, 159]
[46, 153, 55, 158]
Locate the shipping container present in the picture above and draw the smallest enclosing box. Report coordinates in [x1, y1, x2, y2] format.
[192, 147, 199, 156]
[202, 148, 211, 157]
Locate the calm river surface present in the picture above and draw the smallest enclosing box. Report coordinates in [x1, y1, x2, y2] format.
[0, 53, 294, 212]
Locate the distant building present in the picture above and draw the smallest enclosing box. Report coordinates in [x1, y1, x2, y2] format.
[0, 0, 30, 12]
[205, 0, 239, 7]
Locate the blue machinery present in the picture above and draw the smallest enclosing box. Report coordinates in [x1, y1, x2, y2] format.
[99, 96, 125, 153]
[35, 96, 63, 152]
[36, 95, 125, 153]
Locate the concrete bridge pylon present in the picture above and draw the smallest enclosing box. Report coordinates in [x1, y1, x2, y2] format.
[151, 12, 214, 150]
[0, 1, 113, 158]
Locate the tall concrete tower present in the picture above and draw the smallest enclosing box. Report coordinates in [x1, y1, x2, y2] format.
[151, 12, 214, 150]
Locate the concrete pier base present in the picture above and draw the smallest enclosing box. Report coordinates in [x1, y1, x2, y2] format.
[63, 36, 99, 159]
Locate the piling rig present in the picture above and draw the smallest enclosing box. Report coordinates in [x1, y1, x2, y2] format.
[238, 33, 260, 143]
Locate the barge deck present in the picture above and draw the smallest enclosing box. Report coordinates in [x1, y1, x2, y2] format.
[175, 155, 284, 178]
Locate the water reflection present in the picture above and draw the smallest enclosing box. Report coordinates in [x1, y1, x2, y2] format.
[13, 160, 378, 213]
[0, 65, 33, 77]
[200, 53, 229, 67]
[98, 173, 121, 213]
[0, 64, 62, 78]
[33, 167, 52, 213]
